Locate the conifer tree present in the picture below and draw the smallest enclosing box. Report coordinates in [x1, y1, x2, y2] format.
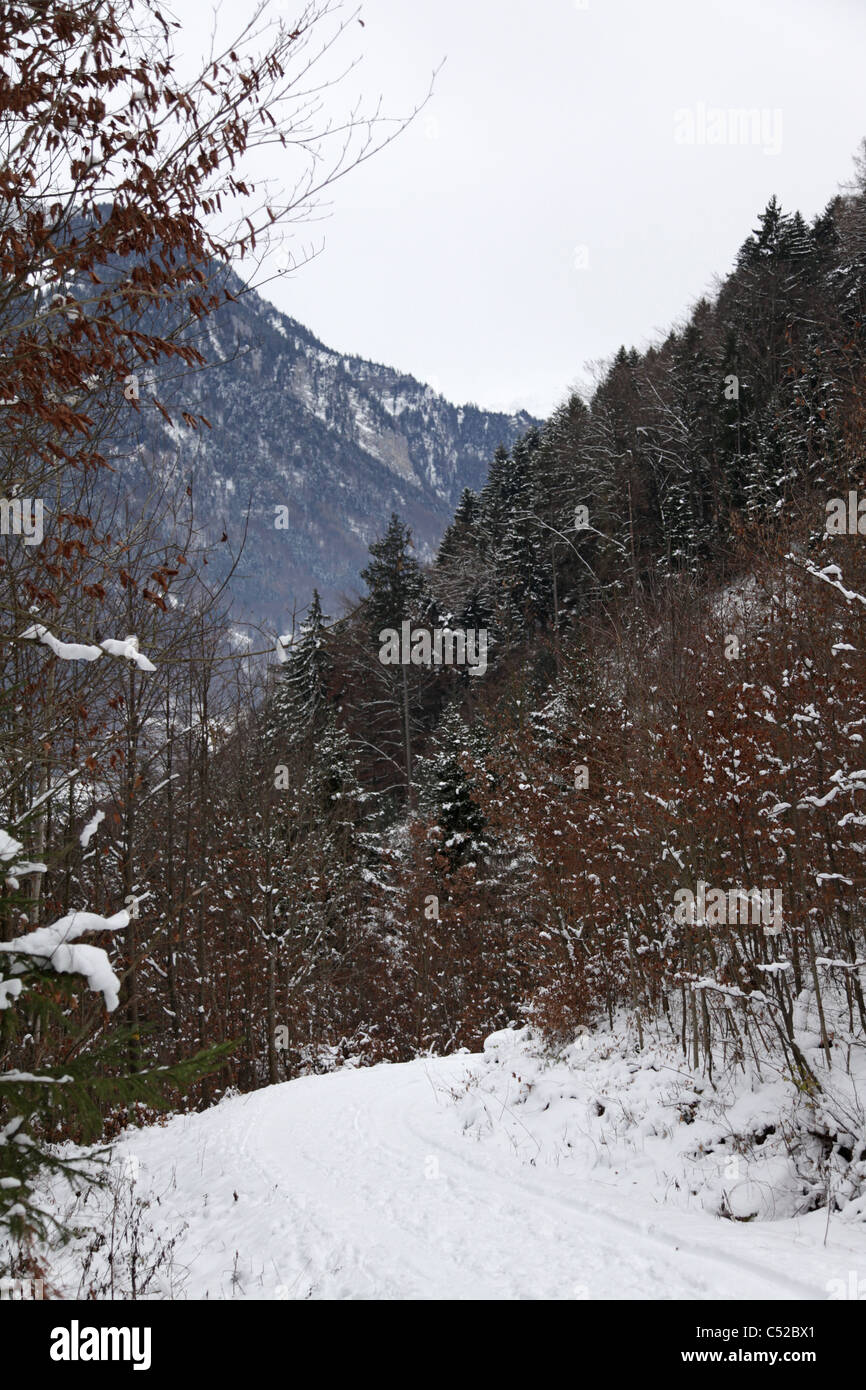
[415, 702, 492, 870]
[344, 515, 433, 806]
[267, 590, 331, 758]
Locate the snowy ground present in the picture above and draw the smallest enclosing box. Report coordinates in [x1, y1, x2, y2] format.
[37, 1027, 866, 1300]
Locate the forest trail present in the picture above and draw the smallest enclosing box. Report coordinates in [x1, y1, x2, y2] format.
[99, 1055, 861, 1300]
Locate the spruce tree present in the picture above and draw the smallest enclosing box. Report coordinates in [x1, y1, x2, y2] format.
[346, 515, 433, 806]
[416, 702, 492, 870]
[267, 589, 331, 758]
[359, 514, 428, 636]
[0, 883, 229, 1253]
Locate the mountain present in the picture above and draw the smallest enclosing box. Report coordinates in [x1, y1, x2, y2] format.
[135, 275, 539, 630]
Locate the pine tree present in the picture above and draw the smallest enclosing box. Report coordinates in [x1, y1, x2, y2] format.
[344, 515, 434, 806]
[655, 322, 719, 571]
[478, 431, 547, 648]
[0, 882, 229, 1253]
[433, 489, 492, 632]
[359, 514, 428, 637]
[415, 702, 492, 870]
[266, 589, 331, 758]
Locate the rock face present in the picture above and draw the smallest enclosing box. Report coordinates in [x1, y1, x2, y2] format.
[134, 275, 538, 629]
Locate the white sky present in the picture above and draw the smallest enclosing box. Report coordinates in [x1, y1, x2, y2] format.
[170, 0, 866, 417]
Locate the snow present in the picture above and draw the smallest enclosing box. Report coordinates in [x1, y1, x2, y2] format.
[99, 636, 157, 672]
[0, 830, 23, 863]
[19, 624, 102, 662]
[0, 979, 23, 1010]
[79, 810, 105, 848]
[0, 827, 45, 888]
[461, 1027, 865, 1227]
[35, 1028, 866, 1300]
[0, 909, 128, 1011]
[20, 626, 156, 671]
[796, 557, 866, 609]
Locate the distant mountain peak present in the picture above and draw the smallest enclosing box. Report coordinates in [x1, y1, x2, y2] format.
[144, 273, 539, 627]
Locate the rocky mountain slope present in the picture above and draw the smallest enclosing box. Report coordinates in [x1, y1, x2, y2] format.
[133, 273, 538, 631]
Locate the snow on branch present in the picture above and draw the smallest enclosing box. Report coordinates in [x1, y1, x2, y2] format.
[0, 909, 129, 1011]
[0, 831, 23, 863]
[99, 636, 157, 672]
[79, 810, 105, 849]
[19, 625, 101, 661]
[790, 555, 866, 608]
[0, 827, 47, 889]
[20, 626, 156, 672]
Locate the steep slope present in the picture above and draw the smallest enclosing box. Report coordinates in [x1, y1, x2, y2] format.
[133, 276, 538, 628]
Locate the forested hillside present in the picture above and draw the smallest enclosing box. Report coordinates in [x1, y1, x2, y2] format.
[12, 158, 865, 1094]
[171, 164, 866, 1087]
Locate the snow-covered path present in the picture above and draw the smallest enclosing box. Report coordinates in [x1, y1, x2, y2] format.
[88, 1055, 865, 1300]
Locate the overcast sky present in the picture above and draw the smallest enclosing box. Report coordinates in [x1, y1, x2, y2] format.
[172, 0, 866, 417]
